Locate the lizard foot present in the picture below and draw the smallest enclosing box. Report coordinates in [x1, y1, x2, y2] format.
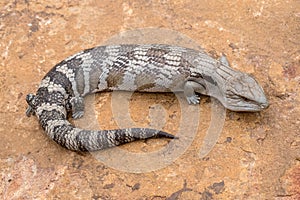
[186, 95, 200, 105]
[70, 96, 85, 119]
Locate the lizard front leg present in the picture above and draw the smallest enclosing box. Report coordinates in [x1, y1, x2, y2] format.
[184, 80, 206, 105]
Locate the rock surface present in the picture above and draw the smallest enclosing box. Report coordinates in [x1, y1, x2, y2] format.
[0, 0, 299, 199]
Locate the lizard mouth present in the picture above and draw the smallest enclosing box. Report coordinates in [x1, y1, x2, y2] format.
[225, 94, 269, 112]
[228, 97, 269, 112]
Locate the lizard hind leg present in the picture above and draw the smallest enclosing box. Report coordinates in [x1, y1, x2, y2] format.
[70, 96, 85, 119]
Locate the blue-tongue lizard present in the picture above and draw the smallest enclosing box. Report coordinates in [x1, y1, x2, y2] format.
[26, 44, 269, 151]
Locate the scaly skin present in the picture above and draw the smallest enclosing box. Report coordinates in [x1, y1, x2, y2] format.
[26, 44, 269, 151]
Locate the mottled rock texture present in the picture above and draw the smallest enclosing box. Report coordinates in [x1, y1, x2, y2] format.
[0, 0, 299, 199]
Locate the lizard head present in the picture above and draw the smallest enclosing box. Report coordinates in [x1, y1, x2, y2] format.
[222, 73, 269, 112]
[26, 93, 37, 117]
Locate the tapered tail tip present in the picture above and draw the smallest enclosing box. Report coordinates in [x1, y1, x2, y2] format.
[157, 131, 179, 139]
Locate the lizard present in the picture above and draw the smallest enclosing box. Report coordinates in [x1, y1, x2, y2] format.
[26, 44, 269, 151]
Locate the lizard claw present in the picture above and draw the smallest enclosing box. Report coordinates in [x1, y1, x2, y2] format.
[72, 111, 84, 119]
[186, 95, 200, 104]
[70, 96, 85, 119]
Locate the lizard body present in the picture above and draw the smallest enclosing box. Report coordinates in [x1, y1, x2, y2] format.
[26, 44, 268, 151]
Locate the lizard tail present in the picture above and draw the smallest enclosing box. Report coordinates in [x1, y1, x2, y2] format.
[38, 110, 176, 151]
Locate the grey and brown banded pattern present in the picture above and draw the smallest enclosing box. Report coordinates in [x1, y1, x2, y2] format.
[26, 44, 269, 151]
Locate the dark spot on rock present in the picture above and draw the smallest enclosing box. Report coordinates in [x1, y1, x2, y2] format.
[93, 194, 110, 200]
[72, 157, 84, 169]
[201, 190, 213, 200]
[202, 157, 210, 161]
[18, 92, 23, 100]
[283, 61, 299, 79]
[226, 137, 232, 143]
[103, 183, 115, 189]
[30, 18, 39, 32]
[209, 180, 225, 194]
[208, 50, 218, 59]
[166, 180, 192, 200]
[132, 183, 140, 191]
[275, 92, 290, 100]
[18, 52, 25, 59]
[246, 54, 267, 68]
[229, 43, 239, 50]
[91, 194, 101, 200]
